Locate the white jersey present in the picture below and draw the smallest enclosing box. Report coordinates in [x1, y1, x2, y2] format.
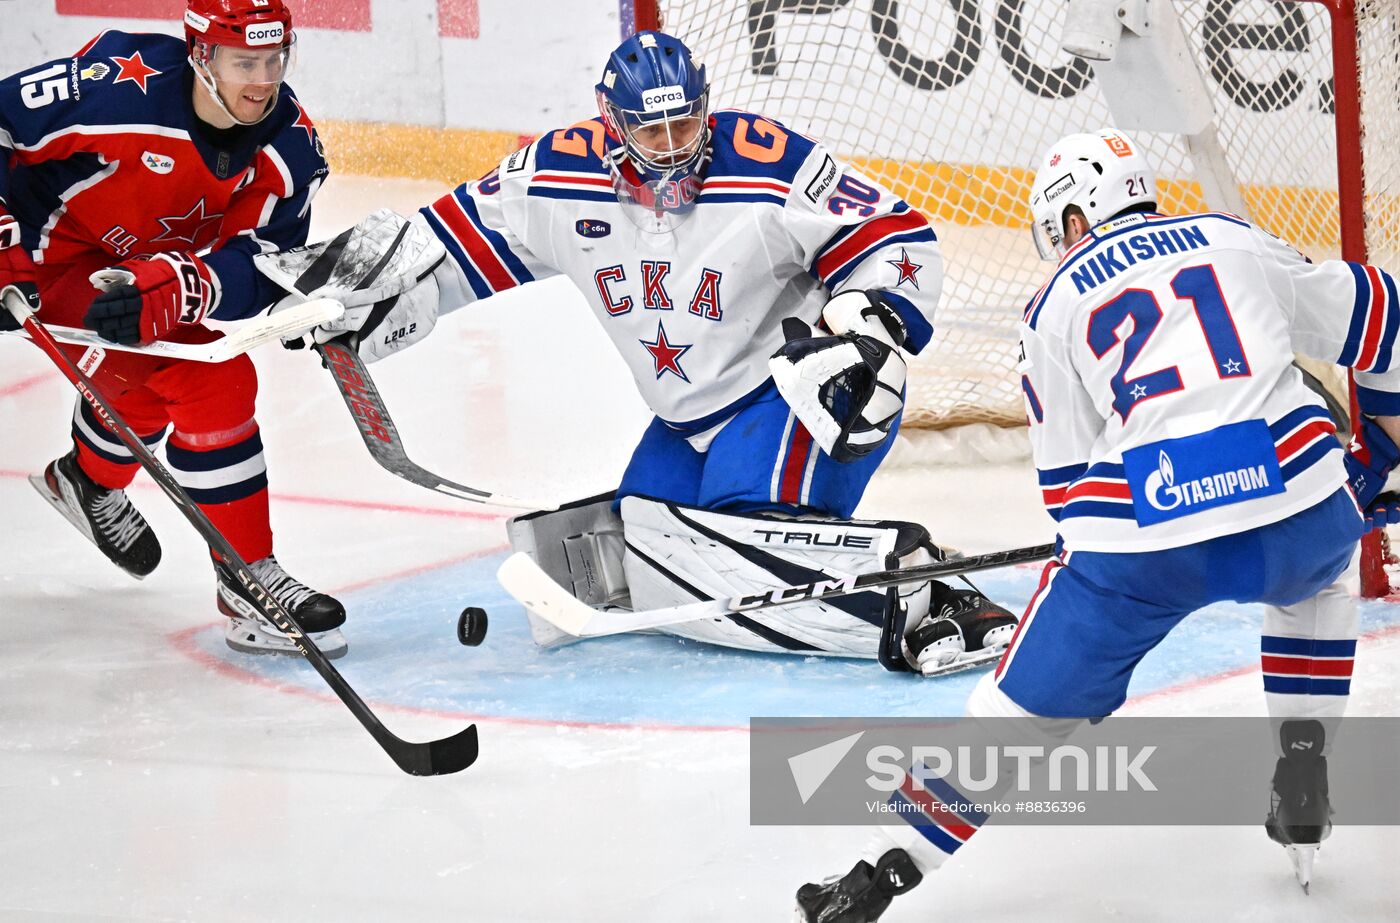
[1021, 210, 1400, 553]
[417, 110, 941, 432]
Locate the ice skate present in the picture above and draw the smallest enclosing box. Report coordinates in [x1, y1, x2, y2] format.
[217, 555, 347, 659]
[795, 848, 922, 922]
[1264, 719, 1332, 893]
[907, 581, 1018, 676]
[29, 450, 161, 579]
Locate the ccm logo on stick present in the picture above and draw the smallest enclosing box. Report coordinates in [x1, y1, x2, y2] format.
[734, 576, 858, 610]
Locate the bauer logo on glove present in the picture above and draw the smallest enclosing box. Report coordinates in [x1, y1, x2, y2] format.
[769, 289, 908, 463]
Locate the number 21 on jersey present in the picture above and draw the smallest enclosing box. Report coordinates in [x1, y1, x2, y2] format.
[1088, 263, 1252, 421]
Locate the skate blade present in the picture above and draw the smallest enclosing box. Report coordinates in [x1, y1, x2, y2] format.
[224, 623, 349, 660]
[920, 647, 1004, 678]
[1286, 844, 1318, 893]
[28, 473, 149, 581]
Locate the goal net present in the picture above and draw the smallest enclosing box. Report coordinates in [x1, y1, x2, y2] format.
[631, 0, 1400, 430]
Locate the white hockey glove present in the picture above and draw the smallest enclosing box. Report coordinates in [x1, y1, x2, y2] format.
[256, 208, 445, 306]
[257, 208, 450, 361]
[769, 290, 908, 462]
[273, 265, 442, 363]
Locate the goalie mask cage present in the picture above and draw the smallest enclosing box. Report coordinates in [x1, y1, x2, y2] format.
[625, 0, 1399, 595]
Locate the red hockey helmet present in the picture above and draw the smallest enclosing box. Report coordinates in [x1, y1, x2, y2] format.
[185, 0, 296, 125]
[184, 0, 294, 53]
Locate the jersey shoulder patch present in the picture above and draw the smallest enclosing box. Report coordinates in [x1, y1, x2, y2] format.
[706, 109, 818, 186]
[526, 119, 615, 203]
[73, 31, 187, 104]
[532, 119, 611, 175]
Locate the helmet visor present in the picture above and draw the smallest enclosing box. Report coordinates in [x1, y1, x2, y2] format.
[201, 37, 296, 86]
[1031, 212, 1064, 261]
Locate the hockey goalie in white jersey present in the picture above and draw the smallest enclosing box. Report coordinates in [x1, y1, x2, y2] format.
[259, 30, 1017, 674]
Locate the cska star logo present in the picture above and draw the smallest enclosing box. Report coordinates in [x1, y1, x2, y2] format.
[152, 198, 224, 247]
[639, 321, 692, 382]
[885, 247, 922, 289]
[290, 98, 317, 145]
[111, 52, 160, 93]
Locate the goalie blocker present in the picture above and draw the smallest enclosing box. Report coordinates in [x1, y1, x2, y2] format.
[507, 494, 1017, 674]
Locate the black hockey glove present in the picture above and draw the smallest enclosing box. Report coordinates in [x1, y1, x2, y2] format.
[769, 290, 908, 462]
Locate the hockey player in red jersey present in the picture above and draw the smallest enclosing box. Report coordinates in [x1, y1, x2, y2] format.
[0, 0, 347, 658]
[794, 129, 1400, 918]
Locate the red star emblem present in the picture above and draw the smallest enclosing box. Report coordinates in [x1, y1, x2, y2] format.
[639, 322, 692, 382]
[111, 52, 160, 94]
[151, 198, 224, 248]
[290, 97, 317, 146]
[886, 248, 922, 289]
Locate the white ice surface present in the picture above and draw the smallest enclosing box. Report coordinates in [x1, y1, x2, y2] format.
[1, 175, 1396, 921]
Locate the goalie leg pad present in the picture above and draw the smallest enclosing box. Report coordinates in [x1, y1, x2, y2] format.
[619, 495, 937, 657]
[507, 494, 628, 647]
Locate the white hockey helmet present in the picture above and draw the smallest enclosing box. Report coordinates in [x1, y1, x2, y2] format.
[1028, 129, 1157, 260]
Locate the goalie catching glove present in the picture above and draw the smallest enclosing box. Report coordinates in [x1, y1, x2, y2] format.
[256, 209, 450, 362]
[770, 289, 908, 462]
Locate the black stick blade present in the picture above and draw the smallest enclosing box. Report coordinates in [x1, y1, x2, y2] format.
[428, 724, 480, 775]
[387, 723, 480, 776]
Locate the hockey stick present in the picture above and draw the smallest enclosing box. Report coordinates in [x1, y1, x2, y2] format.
[4, 291, 478, 776]
[2, 298, 345, 362]
[498, 542, 1056, 639]
[314, 335, 556, 510]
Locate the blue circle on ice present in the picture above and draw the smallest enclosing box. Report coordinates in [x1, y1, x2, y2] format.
[196, 552, 1400, 729]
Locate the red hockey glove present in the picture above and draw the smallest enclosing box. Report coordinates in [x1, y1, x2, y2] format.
[84, 252, 217, 345]
[0, 207, 40, 332]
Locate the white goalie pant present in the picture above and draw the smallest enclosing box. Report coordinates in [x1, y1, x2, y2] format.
[619, 496, 936, 657]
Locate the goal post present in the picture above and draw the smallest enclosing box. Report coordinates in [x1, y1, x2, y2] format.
[625, 0, 1398, 595]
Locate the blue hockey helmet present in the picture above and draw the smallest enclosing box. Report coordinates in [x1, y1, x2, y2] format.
[596, 30, 710, 188]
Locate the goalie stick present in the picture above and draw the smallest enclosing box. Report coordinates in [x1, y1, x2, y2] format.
[497, 542, 1056, 639]
[4, 291, 478, 777]
[2, 298, 344, 363]
[314, 335, 556, 511]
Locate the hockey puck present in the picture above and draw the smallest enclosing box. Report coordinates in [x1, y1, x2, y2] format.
[457, 607, 488, 647]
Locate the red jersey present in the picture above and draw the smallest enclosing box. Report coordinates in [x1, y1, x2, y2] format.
[0, 30, 328, 320]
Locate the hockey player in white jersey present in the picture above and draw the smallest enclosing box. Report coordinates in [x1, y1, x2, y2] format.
[259, 30, 1016, 674]
[795, 129, 1400, 919]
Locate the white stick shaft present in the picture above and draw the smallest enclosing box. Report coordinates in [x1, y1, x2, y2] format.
[2, 298, 344, 362]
